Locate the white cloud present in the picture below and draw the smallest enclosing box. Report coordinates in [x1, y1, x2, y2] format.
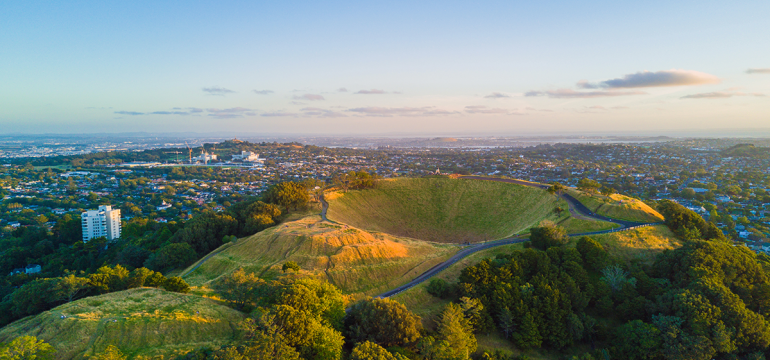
[578, 69, 720, 89]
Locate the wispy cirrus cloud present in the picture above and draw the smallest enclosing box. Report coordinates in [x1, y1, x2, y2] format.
[484, 92, 511, 99]
[260, 112, 299, 117]
[680, 90, 765, 99]
[202, 86, 235, 95]
[293, 94, 325, 101]
[464, 106, 518, 115]
[252, 89, 274, 95]
[525, 89, 646, 98]
[114, 111, 144, 116]
[355, 89, 388, 94]
[150, 111, 189, 115]
[578, 69, 720, 89]
[746, 68, 770, 74]
[346, 106, 458, 117]
[301, 107, 348, 118]
[206, 107, 253, 119]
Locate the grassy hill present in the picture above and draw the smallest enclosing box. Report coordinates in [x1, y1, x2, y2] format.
[182, 215, 458, 296]
[326, 177, 568, 243]
[567, 189, 664, 223]
[0, 288, 244, 359]
[585, 224, 680, 263]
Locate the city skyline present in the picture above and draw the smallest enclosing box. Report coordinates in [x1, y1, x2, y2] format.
[2, 1, 769, 135]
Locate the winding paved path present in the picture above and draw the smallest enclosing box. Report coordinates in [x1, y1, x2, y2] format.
[376, 176, 659, 298]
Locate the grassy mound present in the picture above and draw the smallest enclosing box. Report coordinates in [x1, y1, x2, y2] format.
[0, 288, 245, 360]
[567, 189, 664, 223]
[326, 178, 567, 243]
[182, 215, 458, 296]
[585, 225, 681, 263]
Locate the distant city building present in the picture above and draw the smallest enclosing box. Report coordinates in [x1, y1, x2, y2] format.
[192, 151, 217, 163]
[81, 205, 121, 242]
[232, 151, 261, 162]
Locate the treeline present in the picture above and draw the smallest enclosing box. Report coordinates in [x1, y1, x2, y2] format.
[180, 269, 481, 360]
[443, 201, 770, 359]
[0, 180, 316, 328]
[0, 265, 189, 326]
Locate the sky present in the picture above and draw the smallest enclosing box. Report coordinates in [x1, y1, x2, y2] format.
[1, 0, 769, 136]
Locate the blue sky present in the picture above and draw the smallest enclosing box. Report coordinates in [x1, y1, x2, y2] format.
[1, 0, 768, 135]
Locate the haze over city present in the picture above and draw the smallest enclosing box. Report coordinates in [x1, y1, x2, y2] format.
[2, 1, 768, 135]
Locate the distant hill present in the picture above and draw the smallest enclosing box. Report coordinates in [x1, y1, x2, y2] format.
[182, 215, 457, 296]
[0, 288, 244, 359]
[326, 177, 566, 243]
[722, 143, 770, 158]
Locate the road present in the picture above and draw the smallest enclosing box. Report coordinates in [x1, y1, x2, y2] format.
[376, 176, 659, 298]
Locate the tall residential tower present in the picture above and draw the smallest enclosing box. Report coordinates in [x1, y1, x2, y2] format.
[81, 205, 121, 242]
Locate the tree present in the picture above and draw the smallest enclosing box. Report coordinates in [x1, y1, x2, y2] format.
[435, 303, 477, 360]
[426, 278, 452, 298]
[264, 181, 309, 212]
[600, 265, 636, 292]
[529, 221, 568, 250]
[513, 312, 541, 349]
[612, 320, 661, 360]
[345, 298, 423, 347]
[52, 274, 91, 303]
[548, 182, 566, 196]
[577, 178, 601, 193]
[0, 336, 55, 360]
[162, 277, 190, 293]
[600, 186, 615, 197]
[143, 243, 197, 272]
[212, 268, 266, 310]
[350, 341, 407, 360]
[282, 261, 301, 273]
[576, 237, 609, 271]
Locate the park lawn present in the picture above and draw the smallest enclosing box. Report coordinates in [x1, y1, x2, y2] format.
[326, 177, 568, 243]
[0, 288, 245, 360]
[566, 189, 664, 223]
[182, 215, 458, 297]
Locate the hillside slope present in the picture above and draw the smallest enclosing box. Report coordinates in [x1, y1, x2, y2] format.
[182, 215, 457, 296]
[0, 288, 244, 359]
[326, 177, 566, 243]
[567, 189, 664, 223]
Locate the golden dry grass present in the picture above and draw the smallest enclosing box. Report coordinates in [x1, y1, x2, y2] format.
[327, 178, 569, 243]
[583, 224, 681, 263]
[182, 215, 459, 297]
[567, 189, 664, 223]
[0, 288, 245, 360]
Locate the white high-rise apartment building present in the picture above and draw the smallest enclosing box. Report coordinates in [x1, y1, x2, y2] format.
[81, 205, 121, 242]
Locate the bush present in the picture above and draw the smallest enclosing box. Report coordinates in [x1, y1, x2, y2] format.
[162, 276, 190, 293]
[529, 221, 568, 250]
[426, 278, 455, 298]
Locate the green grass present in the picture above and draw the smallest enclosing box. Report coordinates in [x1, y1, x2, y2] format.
[182, 215, 459, 297]
[0, 288, 245, 360]
[567, 189, 664, 223]
[326, 178, 570, 243]
[557, 217, 620, 233]
[585, 224, 681, 264]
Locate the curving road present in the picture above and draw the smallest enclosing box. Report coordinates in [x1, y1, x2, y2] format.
[376, 176, 660, 298]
